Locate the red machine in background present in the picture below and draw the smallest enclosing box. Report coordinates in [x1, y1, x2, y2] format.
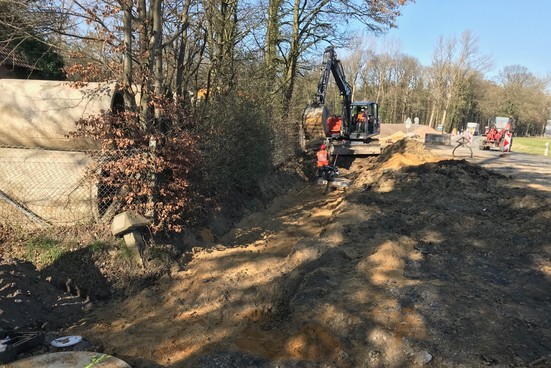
[479, 116, 514, 152]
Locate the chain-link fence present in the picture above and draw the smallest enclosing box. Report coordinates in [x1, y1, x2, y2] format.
[0, 145, 143, 229]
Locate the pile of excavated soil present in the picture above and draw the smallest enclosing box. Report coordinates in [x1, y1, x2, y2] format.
[353, 138, 441, 189]
[3, 138, 551, 368]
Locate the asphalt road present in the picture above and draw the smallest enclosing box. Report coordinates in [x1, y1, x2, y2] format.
[427, 139, 551, 194]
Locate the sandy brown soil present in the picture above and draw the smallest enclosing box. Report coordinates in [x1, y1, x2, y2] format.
[79, 140, 551, 367]
[2, 139, 551, 367]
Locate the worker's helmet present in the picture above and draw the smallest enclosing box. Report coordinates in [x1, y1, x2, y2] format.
[320, 144, 327, 150]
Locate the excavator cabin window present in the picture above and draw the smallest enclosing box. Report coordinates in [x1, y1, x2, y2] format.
[353, 105, 376, 116]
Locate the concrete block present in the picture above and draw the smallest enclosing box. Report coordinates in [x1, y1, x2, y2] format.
[425, 133, 451, 146]
[111, 211, 151, 236]
[123, 230, 145, 266]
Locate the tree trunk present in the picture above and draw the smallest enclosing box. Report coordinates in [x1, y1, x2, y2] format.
[428, 101, 436, 128]
[440, 91, 452, 128]
[281, 0, 301, 116]
[152, 0, 163, 102]
[138, 0, 151, 129]
[122, 0, 137, 112]
[204, 0, 238, 95]
[265, 0, 282, 83]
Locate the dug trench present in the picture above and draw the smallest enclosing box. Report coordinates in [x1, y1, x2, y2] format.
[3, 139, 551, 367]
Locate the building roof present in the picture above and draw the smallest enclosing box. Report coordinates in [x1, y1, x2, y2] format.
[0, 46, 36, 69]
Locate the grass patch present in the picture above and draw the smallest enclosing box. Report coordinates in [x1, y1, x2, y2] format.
[25, 237, 66, 267]
[116, 244, 134, 261]
[90, 239, 109, 253]
[114, 240, 140, 267]
[512, 137, 551, 157]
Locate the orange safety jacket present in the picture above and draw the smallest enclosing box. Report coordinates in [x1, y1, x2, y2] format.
[333, 117, 342, 133]
[326, 116, 342, 134]
[317, 149, 329, 167]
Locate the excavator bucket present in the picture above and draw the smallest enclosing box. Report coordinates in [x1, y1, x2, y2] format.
[302, 105, 328, 139]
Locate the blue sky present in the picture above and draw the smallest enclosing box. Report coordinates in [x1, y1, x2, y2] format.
[382, 0, 551, 79]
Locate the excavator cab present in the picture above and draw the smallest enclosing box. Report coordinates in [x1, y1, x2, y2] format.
[349, 102, 379, 139]
[328, 101, 382, 156]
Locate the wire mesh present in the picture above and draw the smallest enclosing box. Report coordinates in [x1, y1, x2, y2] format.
[0, 145, 145, 229]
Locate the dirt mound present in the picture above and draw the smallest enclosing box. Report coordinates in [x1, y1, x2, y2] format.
[380, 130, 406, 143]
[353, 138, 440, 189]
[377, 138, 438, 164]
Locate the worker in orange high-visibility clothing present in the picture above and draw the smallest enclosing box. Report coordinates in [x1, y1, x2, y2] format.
[334, 116, 343, 134]
[316, 144, 330, 177]
[326, 115, 342, 135]
[356, 109, 367, 133]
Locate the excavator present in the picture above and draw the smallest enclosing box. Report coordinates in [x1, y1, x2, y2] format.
[302, 46, 383, 155]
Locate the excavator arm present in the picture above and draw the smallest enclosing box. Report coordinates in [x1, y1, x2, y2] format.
[312, 46, 352, 136]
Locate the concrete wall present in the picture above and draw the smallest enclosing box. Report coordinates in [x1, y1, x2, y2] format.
[0, 80, 124, 227]
[0, 80, 121, 150]
[0, 147, 95, 227]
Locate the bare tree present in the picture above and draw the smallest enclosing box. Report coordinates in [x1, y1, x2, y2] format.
[497, 65, 551, 135]
[204, 0, 239, 95]
[265, 0, 283, 83]
[428, 31, 491, 131]
[0, 0, 66, 78]
[393, 54, 421, 123]
[341, 37, 372, 101]
[264, 0, 413, 117]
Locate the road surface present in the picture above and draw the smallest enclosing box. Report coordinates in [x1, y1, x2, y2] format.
[427, 140, 551, 194]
